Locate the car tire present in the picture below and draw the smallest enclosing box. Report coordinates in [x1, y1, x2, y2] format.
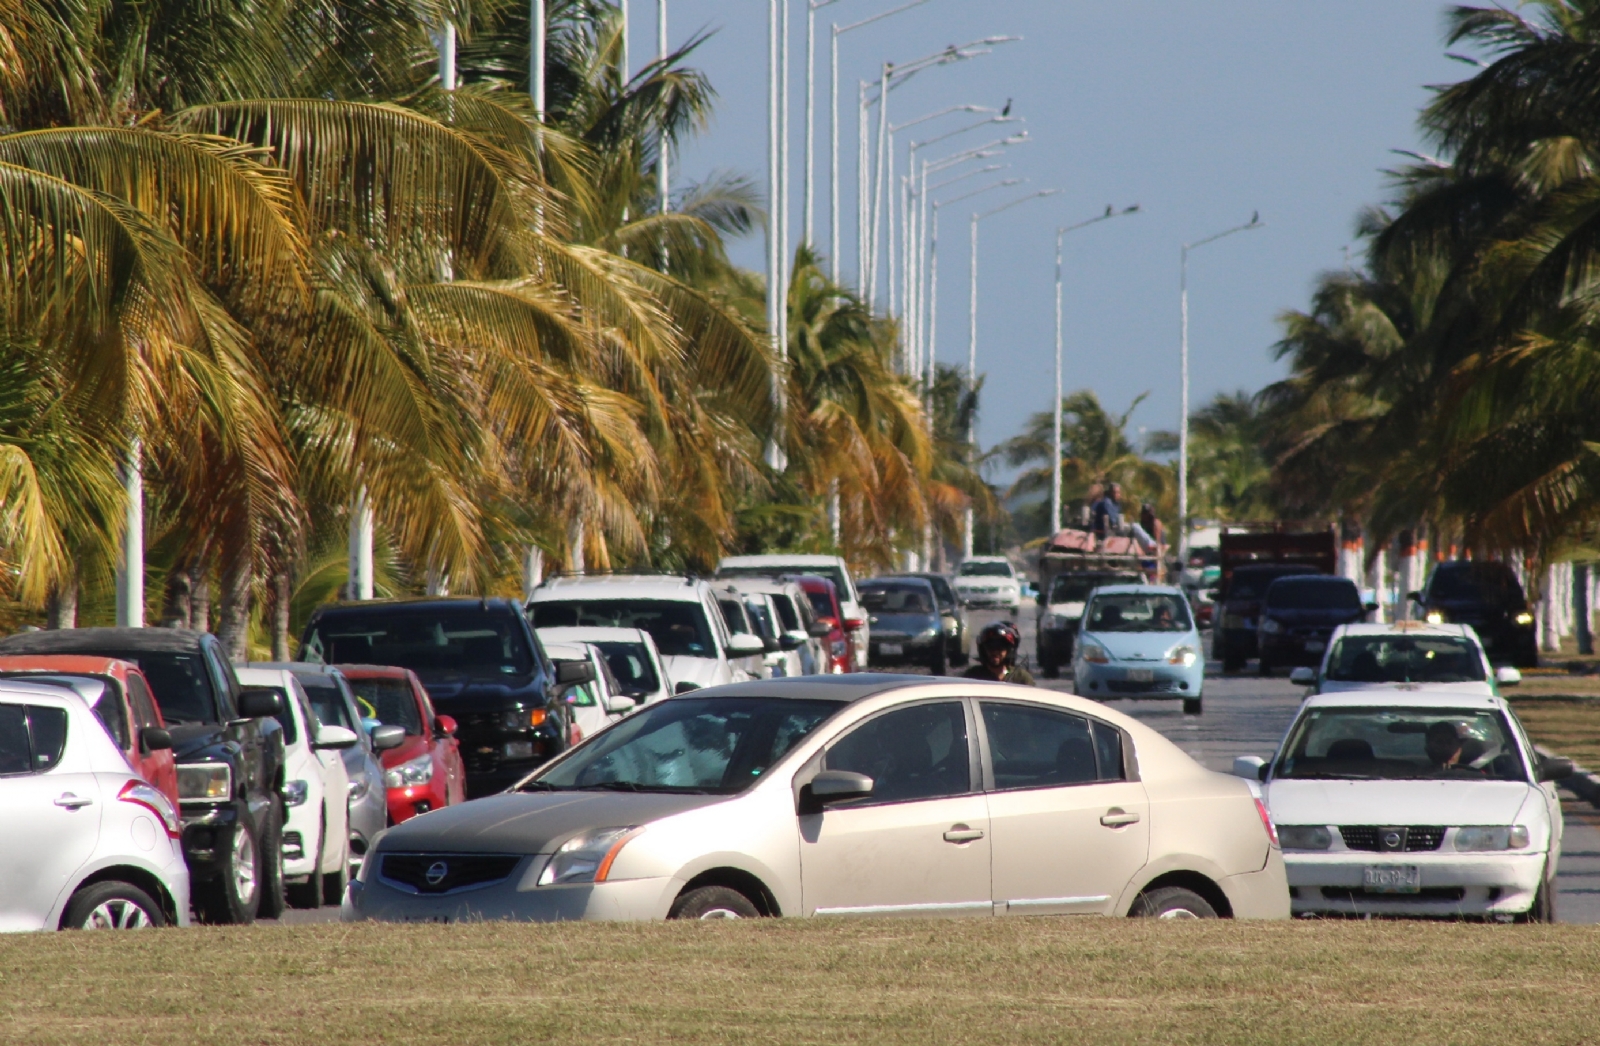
[668, 885, 762, 920]
[1182, 696, 1203, 715]
[1222, 654, 1245, 673]
[929, 644, 949, 676]
[286, 812, 325, 910]
[257, 801, 287, 920]
[1516, 875, 1556, 924]
[63, 880, 168, 930]
[323, 845, 350, 907]
[193, 817, 262, 925]
[1258, 658, 1273, 678]
[951, 641, 969, 668]
[1042, 660, 1060, 679]
[1129, 886, 1217, 919]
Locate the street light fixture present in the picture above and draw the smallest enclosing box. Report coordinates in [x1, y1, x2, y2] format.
[1178, 212, 1264, 560]
[1050, 204, 1141, 536]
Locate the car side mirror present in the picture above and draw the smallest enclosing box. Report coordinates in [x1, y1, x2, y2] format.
[779, 632, 804, 651]
[1232, 755, 1266, 781]
[140, 727, 172, 753]
[1363, 602, 1379, 613]
[555, 660, 597, 687]
[726, 633, 766, 657]
[1289, 667, 1316, 686]
[1538, 755, 1574, 782]
[761, 635, 781, 653]
[1495, 666, 1522, 687]
[314, 725, 360, 750]
[237, 686, 284, 719]
[603, 693, 638, 714]
[1407, 590, 1422, 602]
[809, 769, 874, 803]
[807, 620, 832, 638]
[371, 724, 408, 751]
[434, 715, 458, 737]
[674, 681, 702, 695]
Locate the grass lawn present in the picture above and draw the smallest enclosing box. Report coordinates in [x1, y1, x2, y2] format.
[1511, 697, 1600, 770]
[3, 919, 1600, 1046]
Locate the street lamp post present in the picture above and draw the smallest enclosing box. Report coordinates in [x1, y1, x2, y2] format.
[1051, 205, 1140, 536]
[657, 0, 668, 215]
[1178, 213, 1263, 561]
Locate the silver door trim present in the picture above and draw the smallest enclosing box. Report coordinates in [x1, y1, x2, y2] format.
[1005, 895, 1109, 909]
[814, 900, 992, 916]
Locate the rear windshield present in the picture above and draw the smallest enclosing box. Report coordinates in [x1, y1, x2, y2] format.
[93, 651, 216, 725]
[1430, 564, 1525, 605]
[959, 561, 1013, 578]
[531, 599, 716, 659]
[859, 584, 935, 614]
[1266, 578, 1361, 610]
[301, 608, 536, 678]
[347, 677, 423, 734]
[1325, 635, 1486, 684]
[803, 589, 836, 621]
[1049, 574, 1140, 603]
[1226, 568, 1315, 601]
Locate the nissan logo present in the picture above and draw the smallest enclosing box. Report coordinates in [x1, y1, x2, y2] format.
[425, 860, 450, 886]
[1383, 831, 1403, 849]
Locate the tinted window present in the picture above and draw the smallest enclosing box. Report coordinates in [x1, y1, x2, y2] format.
[91, 684, 129, 750]
[591, 642, 661, 698]
[959, 561, 1013, 578]
[27, 706, 67, 772]
[859, 584, 935, 614]
[982, 702, 1123, 788]
[126, 675, 161, 729]
[1266, 578, 1362, 611]
[530, 599, 716, 659]
[532, 697, 839, 793]
[743, 598, 777, 640]
[0, 704, 29, 774]
[1226, 568, 1315, 602]
[1276, 706, 1526, 781]
[1049, 574, 1140, 603]
[803, 589, 836, 621]
[93, 651, 215, 724]
[1085, 593, 1192, 632]
[300, 678, 355, 731]
[718, 599, 751, 635]
[921, 576, 957, 606]
[265, 687, 299, 744]
[1325, 635, 1486, 683]
[1430, 563, 1525, 605]
[825, 702, 971, 803]
[347, 678, 423, 734]
[302, 608, 535, 677]
[770, 594, 801, 632]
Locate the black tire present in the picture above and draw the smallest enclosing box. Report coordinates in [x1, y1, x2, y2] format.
[1222, 654, 1245, 673]
[1129, 886, 1217, 919]
[1516, 874, 1556, 924]
[63, 880, 167, 930]
[257, 801, 286, 920]
[192, 817, 262, 925]
[322, 840, 351, 907]
[1182, 696, 1203, 715]
[929, 643, 949, 676]
[1258, 658, 1273, 678]
[668, 885, 761, 920]
[951, 640, 969, 668]
[1042, 661, 1060, 679]
[286, 812, 325, 910]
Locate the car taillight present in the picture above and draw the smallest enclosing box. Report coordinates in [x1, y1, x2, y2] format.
[1254, 797, 1279, 848]
[119, 780, 182, 838]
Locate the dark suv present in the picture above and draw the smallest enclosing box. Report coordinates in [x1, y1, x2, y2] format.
[0, 627, 287, 924]
[1412, 561, 1539, 668]
[1213, 564, 1321, 672]
[298, 598, 562, 797]
[1256, 575, 1371, 676]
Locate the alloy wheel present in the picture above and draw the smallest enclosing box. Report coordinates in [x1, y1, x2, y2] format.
[232, 825, 258, 907]
[81, 899, 154, 929]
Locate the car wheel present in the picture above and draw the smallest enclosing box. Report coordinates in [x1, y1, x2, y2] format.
[1182, 696, 1203, 715]
[64, 881, 167, 930]
[1129, 886, 1217, 919]
[323, 842, 351, 907]
[1516, 874, 1556, 924]
[1258, 658, 1273, 678]
[286, 811, 325, 910]
[1222, 654, 1245, 673]
[1042, 661, 1060, 679]
[193, 817, 262, 925]
[929, 644, 949, 676]
[668, 885, 761, 920]
[257, 801, 287, 920]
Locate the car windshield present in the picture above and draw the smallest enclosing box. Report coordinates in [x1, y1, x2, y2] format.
[1324, 635, 1487, 684]
[591, 641, 662, 697]
[1430, 564, 1525, 605]
[94, 651, 215, 724]
[802, 588, 836, 621]
[530, 599, 716, 659]
[528, 697, 841, 793]
[860, 584, 935, 614]
[1085, 593, 1192, 632]
[1275, 706, 1527, 781]
[300, 608, 535, 677]
[346, 677, 423, 734]
[1049, 574, 1139, 603]
[1266, 578, 1362, 611]
[299, 678, 356, 732]
[1226, 569, 1314, 602]
[959, 561, 1013, 578]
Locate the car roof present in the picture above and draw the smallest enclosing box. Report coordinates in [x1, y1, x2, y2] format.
[334, 663, 416, 679]
[536, 626, 651, 644]
[0, 677, 100, 704]
[1336, 622, 1472, 638]
[310, 596, 523, 614]
[246, 661, 346, 684]
[1302, 689, 1505, 711]
[0, 654, 134, 677]
[541, 641, 595, 661]
[1087, 583, 1185, 596]
[961, 555, 1009, 563]
[672, 673, 931, 704]
[719, 554, 846, 568]
[532, 575, 708, 602]
[1267, 574, 1355, 585]
[860, 576, 935, 590]
[0, 626, 209, 655]
[235, 666, 300, 687]
[717, 576, 803, 595]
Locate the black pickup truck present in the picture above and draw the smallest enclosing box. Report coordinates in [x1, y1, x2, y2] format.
[0, 627, 287, 923]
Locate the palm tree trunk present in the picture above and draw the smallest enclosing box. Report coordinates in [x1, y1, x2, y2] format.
[216, 558, 251, 660]
[272, 572, 291, 661]
[191, 567, 211, 634]
[46, 575, 77, 629]
[163, 570, 193, 629]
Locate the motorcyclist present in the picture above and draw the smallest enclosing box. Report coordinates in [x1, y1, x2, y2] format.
[962, 621, 1036, 685]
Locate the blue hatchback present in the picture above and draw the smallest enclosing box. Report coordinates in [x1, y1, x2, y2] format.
[1071, 584, 1206, 715]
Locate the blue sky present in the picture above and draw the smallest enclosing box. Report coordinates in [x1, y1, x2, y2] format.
[630, 1, 1462, 477]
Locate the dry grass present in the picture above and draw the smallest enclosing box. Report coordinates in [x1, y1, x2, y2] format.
[1512, 698, 1600, 770]
[3, 919, 1600, 1046]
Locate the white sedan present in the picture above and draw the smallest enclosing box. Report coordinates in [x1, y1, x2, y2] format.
[1241, 689, 1566, 920]
[346, 677, 1287, 923]
[1289, 621, 1523, 696]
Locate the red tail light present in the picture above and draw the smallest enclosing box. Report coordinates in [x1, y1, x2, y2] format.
[1254, 797, 1279, 848]
[118, 780, 182, 839]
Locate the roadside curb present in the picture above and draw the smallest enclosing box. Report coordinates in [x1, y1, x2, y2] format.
[1535, 744, 1600, 809]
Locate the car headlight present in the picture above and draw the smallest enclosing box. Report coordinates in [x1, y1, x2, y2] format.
[1166, 643, 1199, 667]
[536, 826, 642, 886]
[177, 763, 231, 802]
[1514, 612, 1534, 626]
[1260, 618, 1283, 635]
[384, 753, 434, 789]
[918, 627, 940, 639]
[1426, 610, 1445, 624]
[502, 706, 548, 732]
[1079, 639, 1111, 664]
[282, 780, 310, 807]
[1454, 825, 1530, 851]
[1278, 825, 1332, 850]
[348, 775, 370, 801]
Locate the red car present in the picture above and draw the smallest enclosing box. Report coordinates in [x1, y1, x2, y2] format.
[339, 665, 467, 824]
[793, 574, 855, 673]
[0, 654, 177, 806]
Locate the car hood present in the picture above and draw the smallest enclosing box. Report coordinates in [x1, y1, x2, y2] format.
[381, 734, 431, 769]
[955, 577, 1017, 588]
[1264, 778, 1535, 827]
[660, 655, 725, 692]
[168, 722, 229, 762]
[1082, 630, 1192, 662]
[1316, 680, 1496, 699]
[418, 675, 543, 710]
[866, 613, 939, 636]
[1261, 608, 1364, 626]
[375, 789, 726, 854]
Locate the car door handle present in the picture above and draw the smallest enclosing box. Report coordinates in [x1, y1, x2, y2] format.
[943, 824, 985, 843]
[54, 793, 93, 809]
[1100, 809, 1140, 828]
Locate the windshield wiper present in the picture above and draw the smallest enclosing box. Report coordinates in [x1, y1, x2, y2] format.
[518, 780, 568, 792]
[575, 781, 716, 794]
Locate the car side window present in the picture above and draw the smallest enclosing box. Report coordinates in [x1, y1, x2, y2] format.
[980, 702, 1126, 789]
[91, 685, 130, 751]
[203, 644, 236, 719]
[0, 703, 30, 775]
[824, 702, 971, 804]
[126, 674, 161, 729]
[26, 706, 68, 772]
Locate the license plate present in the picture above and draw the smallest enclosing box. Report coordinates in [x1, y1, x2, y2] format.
[880, 643, 903, 656]
[1363, 865, 1421, 893]
[1305, 640, 1326, 652]
[1125, 669, 1153, 682]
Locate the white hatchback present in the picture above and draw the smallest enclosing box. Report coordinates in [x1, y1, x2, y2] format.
[0, 680, 190, 931]
[1241, 689, 1566, 920]
[538, 626, 671, 706]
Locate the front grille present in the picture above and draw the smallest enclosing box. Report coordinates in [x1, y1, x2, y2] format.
[380, 853, 522, 894]
[1106, 680, 1179, 694]
[1320, 886, 1466, 903]
[1338, 826, 1446, 852]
